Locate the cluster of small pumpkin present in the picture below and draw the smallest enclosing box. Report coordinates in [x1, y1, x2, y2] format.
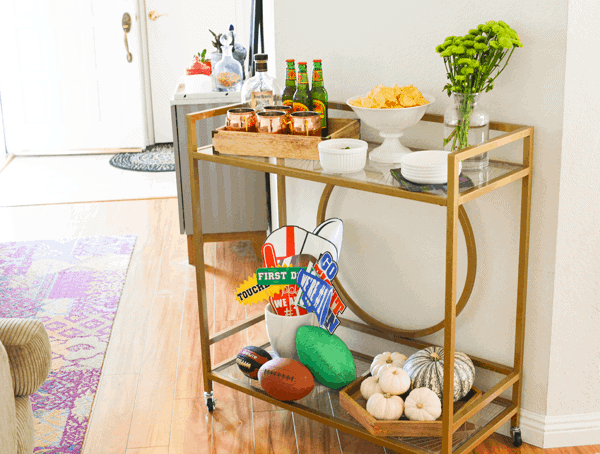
[361, 352, 442, 421]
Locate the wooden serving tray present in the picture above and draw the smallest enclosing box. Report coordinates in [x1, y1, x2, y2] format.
[339, 371, 482, 438]
[212, 118, 360, 160]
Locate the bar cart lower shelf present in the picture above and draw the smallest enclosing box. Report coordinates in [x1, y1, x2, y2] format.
[209, 338, 516, 454]
[186, 102, 533, 454]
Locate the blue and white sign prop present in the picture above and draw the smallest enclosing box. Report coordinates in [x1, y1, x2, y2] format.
[297, 269, 333, 326]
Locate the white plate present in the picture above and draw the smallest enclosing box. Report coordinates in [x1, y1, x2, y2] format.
[401, 150, 451, 167]
[401, 170, 448, 185]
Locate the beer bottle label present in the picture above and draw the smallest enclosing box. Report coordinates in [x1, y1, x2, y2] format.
[287, 69, 296, 80]
[312, 70, 323, 83]
[293, 102, 309, 112]
[298, 72, 309, 85]
[312, 99, 327, 127]
[282, 99, 293, 107]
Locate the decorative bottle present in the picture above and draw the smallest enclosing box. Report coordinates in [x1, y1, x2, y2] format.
[281, 59, 296, 107]
[292, 62, 311, 112]
[310, 59, 328, 137]
[241, 53, 282, 110]
[213, 33, 243, 92]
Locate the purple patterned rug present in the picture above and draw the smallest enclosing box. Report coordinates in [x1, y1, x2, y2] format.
[0, 235, 137, 453]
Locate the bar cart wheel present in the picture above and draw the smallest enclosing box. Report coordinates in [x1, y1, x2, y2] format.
[204, 391, 216, 412]
[511, 427, 523, 447]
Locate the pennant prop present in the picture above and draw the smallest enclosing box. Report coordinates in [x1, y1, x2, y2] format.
[262, 242, 307, 317]
[257, 267, 303, 285]
[234, 273, 284, 306]
[314, 252, 346, 334]
[297, 269, 333, 326]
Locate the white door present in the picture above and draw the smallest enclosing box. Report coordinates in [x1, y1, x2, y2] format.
[144, 0, 250, 143]
[0, 0, 145, 153]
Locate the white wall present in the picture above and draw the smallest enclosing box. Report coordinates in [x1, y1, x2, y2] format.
[273, 0, 580, 447]
[541, 0, 600, 447]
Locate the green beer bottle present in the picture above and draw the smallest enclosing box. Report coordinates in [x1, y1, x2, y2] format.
[282, 59, 296, 107]
[311, 60, 328, 137]
[292, 62, 312, 112]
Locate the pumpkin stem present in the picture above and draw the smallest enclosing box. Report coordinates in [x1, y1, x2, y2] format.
[384, 393, 391, 399]
[386, 359, 392, 364]
[431, 352, 442, 361]
[417, 403, 424, 409]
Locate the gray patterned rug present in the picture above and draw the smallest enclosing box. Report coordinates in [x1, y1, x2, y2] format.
[109, 143, 175, 172]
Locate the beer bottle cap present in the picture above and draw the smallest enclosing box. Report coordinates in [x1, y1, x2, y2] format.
[298, 61, 307, 65]
[286, 59, 295, 62]
[255, 53, 268, 61]
[313, 59, 322, 62]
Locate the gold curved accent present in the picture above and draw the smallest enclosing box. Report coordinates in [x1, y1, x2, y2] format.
[317, 184, 477, 339]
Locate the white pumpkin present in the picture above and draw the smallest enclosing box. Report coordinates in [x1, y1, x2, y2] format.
[360, 375, 382, 400]
[404, 388, 442, 421]
[370, 352, 408, 376]
[379, 367, 411, 395]
[366, 393, 404, 420]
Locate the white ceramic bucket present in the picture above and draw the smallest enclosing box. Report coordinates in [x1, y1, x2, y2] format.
[264, 304, 318, 360]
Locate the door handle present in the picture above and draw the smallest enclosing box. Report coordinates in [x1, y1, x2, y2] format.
[122, 12, 133, 63]
[148, 10, 168, 21]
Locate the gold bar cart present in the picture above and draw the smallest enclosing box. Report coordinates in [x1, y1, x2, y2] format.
[186, 102, 533, 454]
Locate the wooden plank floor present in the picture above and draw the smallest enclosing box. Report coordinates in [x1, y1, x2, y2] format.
[1, 198, 598, 454]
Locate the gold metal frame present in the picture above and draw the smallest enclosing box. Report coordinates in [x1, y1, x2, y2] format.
[316, 184, 477, 338]
[186, 101, 534, 454]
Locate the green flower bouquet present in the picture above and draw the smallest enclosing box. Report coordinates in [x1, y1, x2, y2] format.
[436, 21, 523, 158]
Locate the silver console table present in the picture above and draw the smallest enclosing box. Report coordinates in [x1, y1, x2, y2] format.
[170, 82, 268, 262]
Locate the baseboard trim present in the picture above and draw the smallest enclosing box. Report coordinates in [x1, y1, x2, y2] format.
[518, 408, 600, 448]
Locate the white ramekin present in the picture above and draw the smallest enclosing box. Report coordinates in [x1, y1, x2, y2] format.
[318, 138, 369, 174]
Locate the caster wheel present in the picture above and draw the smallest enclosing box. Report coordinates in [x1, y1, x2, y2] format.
[511, 428, 522, 447]
[206, 398, 216, 412]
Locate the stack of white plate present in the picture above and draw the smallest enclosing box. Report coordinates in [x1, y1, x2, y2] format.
[400, 150, 462, 184]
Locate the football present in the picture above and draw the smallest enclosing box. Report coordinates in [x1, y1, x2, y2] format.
[236, 346, 273, 380]
[296, 326, 357, 389]
[258, 358, 315, 401]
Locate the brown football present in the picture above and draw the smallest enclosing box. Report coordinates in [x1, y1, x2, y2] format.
[258, 358, 314, 401]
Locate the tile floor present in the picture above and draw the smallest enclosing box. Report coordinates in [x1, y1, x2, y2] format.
[0, 155, 178, 206]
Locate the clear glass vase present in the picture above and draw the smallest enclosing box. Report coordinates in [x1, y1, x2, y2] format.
[443, 92, 490, 171]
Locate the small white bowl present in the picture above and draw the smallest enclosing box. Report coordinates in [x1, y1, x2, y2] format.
[318, 138, 368, 174]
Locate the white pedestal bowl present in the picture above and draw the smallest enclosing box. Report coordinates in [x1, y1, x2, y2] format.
[346, 94, 435, 164]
